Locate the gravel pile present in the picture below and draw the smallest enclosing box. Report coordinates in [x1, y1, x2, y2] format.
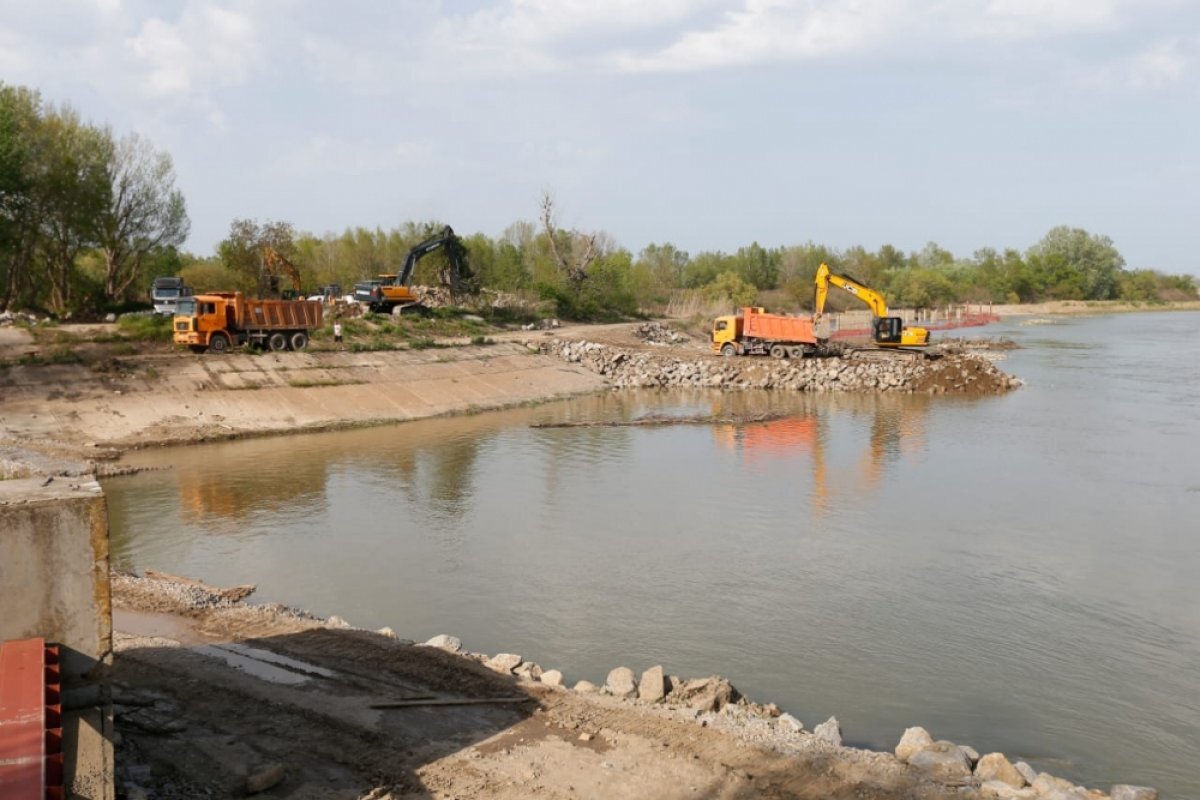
[544, 339, 1022, 395]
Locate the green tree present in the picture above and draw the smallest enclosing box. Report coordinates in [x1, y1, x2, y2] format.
[97, 132, 189, 303]
[218, 218, 298, 295]
[703, 271, 757, 309]
[1026, 226, 1124, 300]
[635, 242, 689, 291]
[731, 241, 780, 289]
[0, 84, 38, 309]
[34, 106, 111, 313]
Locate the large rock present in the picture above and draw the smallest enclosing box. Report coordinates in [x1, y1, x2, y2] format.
[908, 740, 972, 780]
[777, 713, 804, 733]
[812, 716, 842, 746]
[895, 726, 933, 762]
[980, 781, 1037, 799]
[1014, 762, 1039, 786]
[666, 676, 738, 712]
[976, 753, 1026, 788]
[638, 665, 667, 704]
[540, 670, 564, 688]
[486, 653, 523, 674]
[605, 667, 638, 698]
[245, 763, 285, 794]
[1031, 774, 1089, 800]
[1111, 786, 1158, 800]
[573, 680, 598, 694]
[422, 634, 462, 653]
[513, 661, 543, 681]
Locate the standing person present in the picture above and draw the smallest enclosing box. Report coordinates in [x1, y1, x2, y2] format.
[333, 320, 344, 350]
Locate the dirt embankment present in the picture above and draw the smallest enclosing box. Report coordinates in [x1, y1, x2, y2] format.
[0, 342, 604, 476]
[111, 572, 1142, 800]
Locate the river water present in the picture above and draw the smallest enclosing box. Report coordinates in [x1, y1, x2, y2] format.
[104, 311, 1200, 797]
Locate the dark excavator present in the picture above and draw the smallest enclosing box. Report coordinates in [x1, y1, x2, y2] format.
[354, 226, 467, 314]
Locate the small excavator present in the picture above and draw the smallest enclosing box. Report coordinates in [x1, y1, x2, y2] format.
[814, 263, 930, 348]
[260, 245, 304, 300]
[355, 226, 467, 314]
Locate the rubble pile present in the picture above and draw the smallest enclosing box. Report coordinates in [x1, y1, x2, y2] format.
[634, 321, 688, 345]
[543, 339, 1021, 395]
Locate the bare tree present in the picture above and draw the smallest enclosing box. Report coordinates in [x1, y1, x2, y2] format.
[539, 192, 597, 288]
[98, 132, 189, 302]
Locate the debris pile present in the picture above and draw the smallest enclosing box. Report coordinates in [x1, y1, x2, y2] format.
[634, 321, 688, 345]
[0, 310, 41, 326]
[543, 340, 1021, 395]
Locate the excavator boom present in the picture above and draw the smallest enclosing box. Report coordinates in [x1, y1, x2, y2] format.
[813, 262, 929, 348]
[261, 246, 304, 299]
[356, 225, 468, 313]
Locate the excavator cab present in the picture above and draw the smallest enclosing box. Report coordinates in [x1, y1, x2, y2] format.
[874, 317, 904, 345]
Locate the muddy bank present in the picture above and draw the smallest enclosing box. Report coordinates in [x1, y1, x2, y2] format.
[109, 571, 1155, 800]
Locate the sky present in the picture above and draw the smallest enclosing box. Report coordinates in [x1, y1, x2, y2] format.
[2, 0, 1197, 273]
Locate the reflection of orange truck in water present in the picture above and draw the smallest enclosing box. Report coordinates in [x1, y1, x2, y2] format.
[714, 401, 928, 515]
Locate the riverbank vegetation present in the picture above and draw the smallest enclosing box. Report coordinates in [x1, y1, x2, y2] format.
[3, 83, 1196, 322]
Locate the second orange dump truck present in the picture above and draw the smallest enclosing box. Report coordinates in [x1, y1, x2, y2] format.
[711, 307, 817, 358]
[173, 292, 323, 354]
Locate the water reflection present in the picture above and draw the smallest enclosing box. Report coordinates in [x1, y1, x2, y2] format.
[713, 394, 929, 517]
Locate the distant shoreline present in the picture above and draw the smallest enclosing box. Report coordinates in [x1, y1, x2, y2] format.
[987, 299, 1200, 317]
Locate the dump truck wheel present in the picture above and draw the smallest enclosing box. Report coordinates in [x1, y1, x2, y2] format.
[721, 343, 737, 357]
[268, 332, 288, 351]
[208, 333, 230, 354]
[788, 346, 805, 358]
[770, 344, 786, 359]
[290, 332, 308, 351]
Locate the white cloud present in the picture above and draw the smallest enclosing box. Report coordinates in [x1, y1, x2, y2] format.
[124, 4, 258, 97]
[1073, 37, 1193, 91]
[1127, 38, 1189, 87]
[278, 135, 436, 176]
[985, 0, 1116, 30]
[616, 0, 901, 72]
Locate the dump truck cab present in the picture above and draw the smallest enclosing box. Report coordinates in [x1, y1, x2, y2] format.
[711, 314, 742, 353]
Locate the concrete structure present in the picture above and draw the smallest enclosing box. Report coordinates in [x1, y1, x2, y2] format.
[0, 476, 114, 799]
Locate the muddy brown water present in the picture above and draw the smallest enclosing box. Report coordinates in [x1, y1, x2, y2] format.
[105, 312, 1200, 798]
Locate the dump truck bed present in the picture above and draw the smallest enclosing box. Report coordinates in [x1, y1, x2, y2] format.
[741, 307, 816, 344]
[236, 300, 323, 330]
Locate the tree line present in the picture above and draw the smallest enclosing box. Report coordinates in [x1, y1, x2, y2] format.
[2, 83, 1195, 320]
[0, 83, 188, 315]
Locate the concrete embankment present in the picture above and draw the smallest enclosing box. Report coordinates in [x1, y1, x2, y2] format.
[0, 343, 605, 465]
[543, 339, 1022, 395]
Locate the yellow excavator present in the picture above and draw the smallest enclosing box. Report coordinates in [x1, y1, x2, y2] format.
[260, 245, 304, 300]
[814, 263, 930, 348]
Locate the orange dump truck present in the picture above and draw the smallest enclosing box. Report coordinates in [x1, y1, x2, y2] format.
[173, 291, 323, 354]
[711, 306, 817, 358]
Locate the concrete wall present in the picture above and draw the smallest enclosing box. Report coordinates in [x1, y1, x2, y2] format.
[0, 476, 112, 680]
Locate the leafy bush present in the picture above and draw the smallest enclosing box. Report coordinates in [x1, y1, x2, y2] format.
[116, 314, 174, 341]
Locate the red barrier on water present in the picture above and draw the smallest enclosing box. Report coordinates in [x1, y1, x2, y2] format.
[830, 313, 1000, 339]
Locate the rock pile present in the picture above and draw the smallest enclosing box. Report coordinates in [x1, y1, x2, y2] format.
[0, 310, 40, 326]
[894, 725, 1156, 800]
[544, 339, 1021, 395]
[634, 321, 688, 345]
